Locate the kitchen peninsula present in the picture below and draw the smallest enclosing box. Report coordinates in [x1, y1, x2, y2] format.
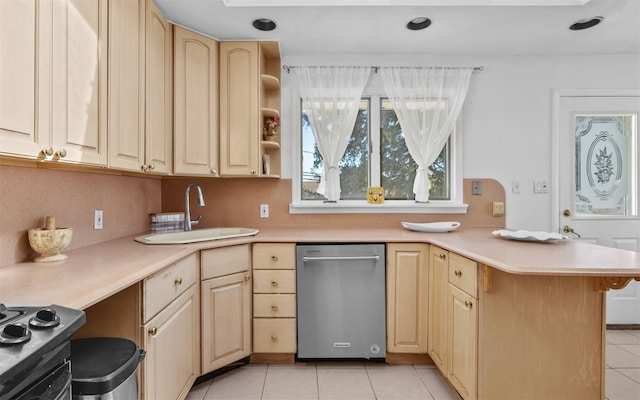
[1, 227, 638, 400]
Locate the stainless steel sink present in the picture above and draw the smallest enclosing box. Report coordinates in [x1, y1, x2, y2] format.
[134, 227, 259, 245]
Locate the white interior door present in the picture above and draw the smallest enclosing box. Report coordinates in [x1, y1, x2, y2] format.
[554, 91, 640, 324]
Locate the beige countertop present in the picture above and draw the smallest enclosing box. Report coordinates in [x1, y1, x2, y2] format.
[2, 227, 638, 309]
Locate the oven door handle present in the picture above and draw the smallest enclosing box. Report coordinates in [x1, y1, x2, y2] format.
[303, 255, 380, 262]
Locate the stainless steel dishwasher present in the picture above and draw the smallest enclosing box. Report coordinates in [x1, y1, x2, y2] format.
[296, 243, 386, 359]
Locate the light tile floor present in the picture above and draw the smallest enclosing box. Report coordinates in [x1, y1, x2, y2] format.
[605, 329, 640, 400]
[187, 330, 640, 400]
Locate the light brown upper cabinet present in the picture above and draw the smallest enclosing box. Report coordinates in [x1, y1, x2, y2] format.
[0, 0, 108, 165]
[109, 0, 172, 174]
[219, 41, 281, 177]
[107, 0, 146, 171]
[173, 26, 219, 176]
[143, 0, 173, 174]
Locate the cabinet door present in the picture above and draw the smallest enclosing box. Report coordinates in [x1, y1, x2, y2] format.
[51, 0, 107, 165]
[201, 271, 251, 374]
[386, 243, 429, 353]
[428, 246, 449, 370]
[219, 41, 259, 176]
[0, 0, 50, 158]
[108, 0, 145, 171]
[143, 284, 199, 400]
[144, 0, 172, 174]
[173, 26, 219, 176]
[448, 284, 478, 400]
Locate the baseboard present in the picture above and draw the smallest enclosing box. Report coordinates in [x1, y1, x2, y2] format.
[385, 352, 434, 365]
[606, 324, 640, 330]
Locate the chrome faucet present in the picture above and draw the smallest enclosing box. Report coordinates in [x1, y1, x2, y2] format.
[184, 183, 206, 231]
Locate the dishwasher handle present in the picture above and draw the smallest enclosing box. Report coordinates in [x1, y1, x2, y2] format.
[303, 255, 380, 262]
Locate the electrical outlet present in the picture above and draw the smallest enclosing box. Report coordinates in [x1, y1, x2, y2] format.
[260, 204, 269, 218]
[492, 202, 505, 217]
[472, 181, 482, 195]
[94, 210, 103, 230]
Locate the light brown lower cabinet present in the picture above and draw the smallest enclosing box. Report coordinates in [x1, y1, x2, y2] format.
[386, 243, 429, 354]
[427, 245, 449, 370]
[142, 284, 199, 400]
[251, 243, 297, 361]
[447, 283, 477, 400]
[200, 245, 252, 374]
[141, 253, 200, 400]
[201, 271, 252, 373]
[427, 248, 478, 400]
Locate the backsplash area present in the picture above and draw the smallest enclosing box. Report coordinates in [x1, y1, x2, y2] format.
[161, 178, 505, 230]
[1, 163, 503, 266]
[0, 165, 161, 266]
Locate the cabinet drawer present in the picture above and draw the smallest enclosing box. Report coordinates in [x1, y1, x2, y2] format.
[253, 270, 296, 293]
[144, 253, 198, 322]
[253, 243, 295, 270]
[253, 318, 296, 353]
[201, 244, 251, 280]
[448, 253, 478, 297]
[253, 294, 296, 318]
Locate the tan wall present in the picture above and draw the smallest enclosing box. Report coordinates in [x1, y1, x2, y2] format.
[161, 178, 505, 230]
[0, 165, 161, 266]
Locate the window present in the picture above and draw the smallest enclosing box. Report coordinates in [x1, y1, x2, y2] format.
[293, 92, 466, 214]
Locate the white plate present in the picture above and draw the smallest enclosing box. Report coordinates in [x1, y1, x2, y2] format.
[401, 221, 461, 233]
[492, 229, 566, 242]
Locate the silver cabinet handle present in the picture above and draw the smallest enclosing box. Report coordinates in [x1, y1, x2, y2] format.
[303, 255, 380, 262]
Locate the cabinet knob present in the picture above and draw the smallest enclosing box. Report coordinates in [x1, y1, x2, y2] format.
[56, 148, 67, 158]
[210, 169, 217, 175]
[454, 270, 462, 277]
[43, 147, 54, 156]
[141, 165, 148, 172]
[271, 335, 278, 342]
[464, 300, 473, 309]
[148, 163, 155, 170]
[244, 274, 251, 281]
[271, 255, 278, 262]
[251, 169, 256, 175]
[271, 280, 278, 287]
[149, 327, 158, 336]
[438, 253, 446, 260]
[175, 277, 183, 285]
[271, 304, 278, 311]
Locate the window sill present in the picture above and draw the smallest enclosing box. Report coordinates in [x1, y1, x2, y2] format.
[289, 201, 469, 214]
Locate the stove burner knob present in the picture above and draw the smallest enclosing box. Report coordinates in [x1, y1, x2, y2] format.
[0, 322, 31, 345]
[29, 308, 61, 328]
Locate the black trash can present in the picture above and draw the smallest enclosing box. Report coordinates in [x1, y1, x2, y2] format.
[70, 338, 145, 400]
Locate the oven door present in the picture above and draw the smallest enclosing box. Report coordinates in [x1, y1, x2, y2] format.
[1, 342, 71, 400]
[14, 361, 71, 400]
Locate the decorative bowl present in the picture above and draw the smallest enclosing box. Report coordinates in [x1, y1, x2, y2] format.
[28, 227, 73, 262]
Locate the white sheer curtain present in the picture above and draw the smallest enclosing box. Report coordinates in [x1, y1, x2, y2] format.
[295, 66, 371, 202]
[380, 67, 472, 202]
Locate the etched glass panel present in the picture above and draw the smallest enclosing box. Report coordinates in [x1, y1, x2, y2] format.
[574, 115, 638, 217]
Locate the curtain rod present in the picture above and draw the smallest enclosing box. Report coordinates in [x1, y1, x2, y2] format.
[282, 65, 484, 73]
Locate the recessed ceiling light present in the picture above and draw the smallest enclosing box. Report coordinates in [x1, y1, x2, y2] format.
[407, 17, 432, 31]
[252, 18, 277, 31]
[569, 16, 603, 31]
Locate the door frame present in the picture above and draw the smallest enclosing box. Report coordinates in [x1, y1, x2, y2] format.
[550, 88, 640, 233]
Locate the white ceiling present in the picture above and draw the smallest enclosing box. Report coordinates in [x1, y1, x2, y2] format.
[154, 0, 640, 57]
